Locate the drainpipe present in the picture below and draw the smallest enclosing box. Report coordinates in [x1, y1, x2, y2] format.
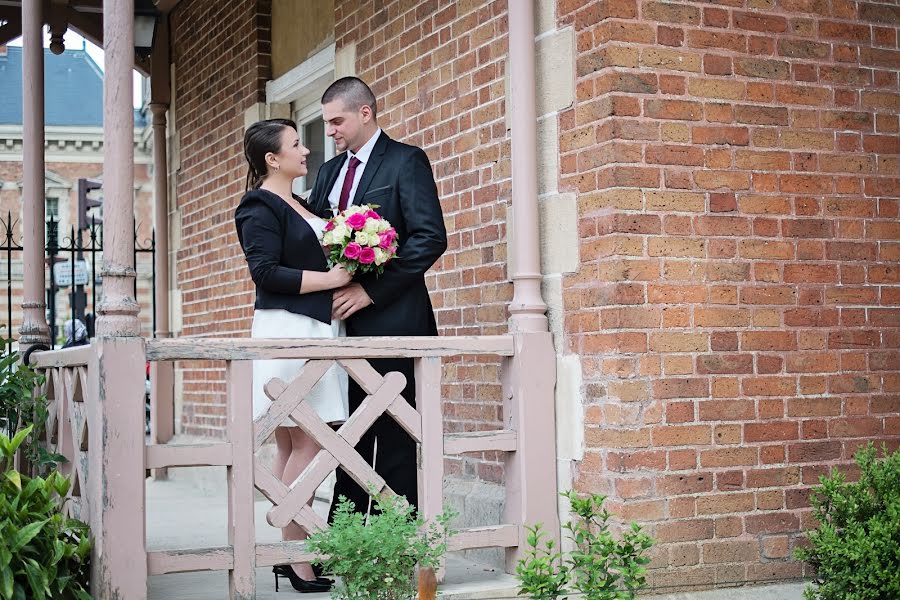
[20, 0, 51, 353]
[96, 0, 141, 337]
[507, 1, 549, 334]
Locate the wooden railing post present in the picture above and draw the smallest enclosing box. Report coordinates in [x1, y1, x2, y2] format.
[149, 361, 175, 480]
[88, 338, 147, 599]
[226, 360, 255, 599]
[416, 356, 444, 579]
[503, 331, 559, 572]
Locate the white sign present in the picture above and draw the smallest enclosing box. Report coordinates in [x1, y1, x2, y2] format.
[53, 259, 90, 287]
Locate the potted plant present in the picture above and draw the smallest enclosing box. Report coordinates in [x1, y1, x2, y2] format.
[306, 493, 454, 600]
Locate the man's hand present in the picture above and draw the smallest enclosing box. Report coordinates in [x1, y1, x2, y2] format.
[332, 283, 374, 320]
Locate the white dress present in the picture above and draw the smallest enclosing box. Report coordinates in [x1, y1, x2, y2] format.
[251, 214, 349, 425]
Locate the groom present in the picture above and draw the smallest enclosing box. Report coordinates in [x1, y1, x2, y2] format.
[309, 77, 447, 517]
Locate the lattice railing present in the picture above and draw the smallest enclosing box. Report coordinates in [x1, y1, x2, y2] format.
[33, 345, 93, 522]
[28, 333, 558, 600]
[144, 334, 558, 599]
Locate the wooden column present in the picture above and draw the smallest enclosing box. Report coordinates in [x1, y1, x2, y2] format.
[96, 0, 140, 337]
[19, 0, 51, 350]
[149, 17, 174, 478]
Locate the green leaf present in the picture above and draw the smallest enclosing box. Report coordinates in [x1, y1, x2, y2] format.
[3, 472, 20, 492]
[12, 519, 48, 552]
[0, 563, 12, 600]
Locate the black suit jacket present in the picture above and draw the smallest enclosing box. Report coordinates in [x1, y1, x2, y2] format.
[234, 188, 333, 324]
[309, 133, 447, 336]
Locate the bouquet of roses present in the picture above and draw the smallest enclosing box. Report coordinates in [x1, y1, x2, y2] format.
[322, 204, 398, 276]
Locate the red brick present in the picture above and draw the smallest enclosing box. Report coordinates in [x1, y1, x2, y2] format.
[745, 512, 800, 535]
[788, 441, 842, 463]
[658, 473, 715, 496]
[655, 519, 714, 543]
[697, 354, 754, 375]
[653, 378, 710, 399]
[745, 421, 799, 442]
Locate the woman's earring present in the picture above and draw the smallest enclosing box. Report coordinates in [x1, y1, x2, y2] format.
[274, 164, 280, 172]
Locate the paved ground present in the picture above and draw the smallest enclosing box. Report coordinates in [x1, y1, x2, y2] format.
[145, 470, 806, 599]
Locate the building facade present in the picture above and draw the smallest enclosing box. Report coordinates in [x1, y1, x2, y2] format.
[0, 43, 155, 344]
[160, 0, 899, 591]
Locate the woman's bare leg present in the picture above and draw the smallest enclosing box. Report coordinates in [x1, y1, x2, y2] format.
[278, 426, 320, 580]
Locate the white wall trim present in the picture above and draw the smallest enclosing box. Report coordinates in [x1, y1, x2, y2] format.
[266, 43, 336, 106]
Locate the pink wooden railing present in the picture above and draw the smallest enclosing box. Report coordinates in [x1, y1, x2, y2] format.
[31, 332, 558, 600]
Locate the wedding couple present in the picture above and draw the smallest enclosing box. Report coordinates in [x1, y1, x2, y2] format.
[234, 77, 447, 593]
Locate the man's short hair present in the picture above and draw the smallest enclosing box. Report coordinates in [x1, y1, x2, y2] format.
[322, 77, 377, 118]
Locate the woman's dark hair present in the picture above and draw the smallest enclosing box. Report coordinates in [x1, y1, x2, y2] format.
[243, 118, 297, 191]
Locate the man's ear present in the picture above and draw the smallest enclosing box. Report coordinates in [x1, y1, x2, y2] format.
[361, 104, 374, 123]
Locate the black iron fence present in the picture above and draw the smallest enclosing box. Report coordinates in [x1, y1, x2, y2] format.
[1, 212, 156, 350]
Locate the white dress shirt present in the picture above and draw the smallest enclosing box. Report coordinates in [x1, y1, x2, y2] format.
[327, 128, 382, 214]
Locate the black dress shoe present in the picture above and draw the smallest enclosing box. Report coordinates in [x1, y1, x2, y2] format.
[311, 562, 334, 583]
[273, 565, 332, 593]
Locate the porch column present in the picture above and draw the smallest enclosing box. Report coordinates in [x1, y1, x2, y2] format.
[19, 0, 51, 350]
[96, 0, 141, 337]
[149, 17, 174, 477]
[507, 0, 548, 333]
[90, 2, 148, 598]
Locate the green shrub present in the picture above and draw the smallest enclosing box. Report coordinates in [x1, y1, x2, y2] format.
[306, 493, 453, 600]
[795, 443, 900, 600]
[0, 349, 64, 476]
[516, 491, 654, 600]
[0, 425, 91, 600]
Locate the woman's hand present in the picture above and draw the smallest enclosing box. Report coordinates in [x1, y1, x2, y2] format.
[328, 264, 352, 289]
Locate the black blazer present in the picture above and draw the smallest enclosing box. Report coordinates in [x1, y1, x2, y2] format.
[309, 133, 447, 336]
[234, 188, 332, 324]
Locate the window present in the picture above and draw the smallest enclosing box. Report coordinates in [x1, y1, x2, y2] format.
[265, 43, 337, 197]
[292, 109, 334, 196]
[45, 197, 59, 244]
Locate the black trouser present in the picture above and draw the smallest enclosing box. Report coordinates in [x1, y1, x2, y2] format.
[328, 357, 417, 519]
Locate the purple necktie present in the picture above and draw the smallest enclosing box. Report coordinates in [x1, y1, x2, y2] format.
[338, 156, 362, 212]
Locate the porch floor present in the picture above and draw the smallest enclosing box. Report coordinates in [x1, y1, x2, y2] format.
[145, 469, 520, 599]
[145, 470, 806, 599]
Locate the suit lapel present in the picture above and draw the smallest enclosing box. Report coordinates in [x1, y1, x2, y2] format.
[352, 133, 389, 206]
[313, 156, 344, 217]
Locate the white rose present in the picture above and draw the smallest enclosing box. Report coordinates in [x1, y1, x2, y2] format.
[354, 231, 370, 246]
[332, 224, 351, 242]
[377, 219, 391, 233]
[363, 219, 380, 235]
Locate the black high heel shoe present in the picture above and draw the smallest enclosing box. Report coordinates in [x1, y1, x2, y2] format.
[273, 564, 332, 593]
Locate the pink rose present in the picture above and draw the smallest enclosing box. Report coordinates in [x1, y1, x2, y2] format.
[366, 209, 381, 220]
[324, 220, 335, 232]
[345, 212, 367, 230]
[378, 228, 397, 249]
[343, 242, 362, 260]
[358, 247, 376, 264]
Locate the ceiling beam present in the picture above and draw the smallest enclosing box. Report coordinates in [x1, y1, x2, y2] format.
[153, 0, 181, 14]
[0, 15, 21, 45]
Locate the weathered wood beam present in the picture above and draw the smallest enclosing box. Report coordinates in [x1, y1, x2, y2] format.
[146, 336, 517, 361]
[144, 443, 233, 469]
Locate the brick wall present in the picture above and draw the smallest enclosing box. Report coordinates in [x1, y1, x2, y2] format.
[170, 0, 271, 436]
[559, 0, 899, 590]
[335, 0, 513, 481]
